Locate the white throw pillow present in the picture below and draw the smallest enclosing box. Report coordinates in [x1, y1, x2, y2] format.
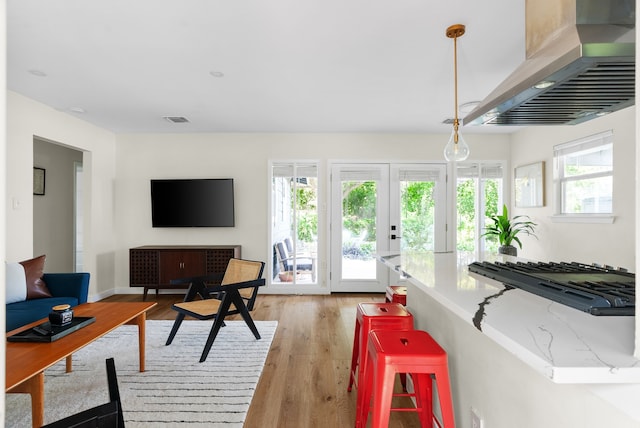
[6, 262, 27, 304]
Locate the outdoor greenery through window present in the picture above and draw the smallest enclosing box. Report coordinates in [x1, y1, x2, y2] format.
[456, 163, 504, 253]
[271, 162, 318, 284]
[398, 170, 439, 251]
[342, 179, 377, 261]
[554, 130, 613, 214]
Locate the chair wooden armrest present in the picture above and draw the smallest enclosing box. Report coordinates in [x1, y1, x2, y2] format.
[203, 278, 265, 293]
[170, 273, 225, 302]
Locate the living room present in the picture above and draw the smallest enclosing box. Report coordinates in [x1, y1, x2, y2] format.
[6, 90, 640, 427]
[3, 1, 640, 427]
[8, 91, 637, 297]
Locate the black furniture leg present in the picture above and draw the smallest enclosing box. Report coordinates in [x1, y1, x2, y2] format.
[166, 313, 186, 346]
[233, 292, 261, 340]
[199, 297, 234, 362]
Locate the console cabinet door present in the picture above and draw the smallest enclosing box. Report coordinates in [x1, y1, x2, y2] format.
[159, 251, 206, 284]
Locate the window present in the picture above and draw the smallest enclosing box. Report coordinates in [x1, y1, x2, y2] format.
[271, 162, 319, 285]
[554, 131, 613, 215]
[456, 162, 504, 253]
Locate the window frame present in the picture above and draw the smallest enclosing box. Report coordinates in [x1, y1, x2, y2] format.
[552, 130, 615, 223]
[456, 161, 506, 253]
[269, 160, 322, 290]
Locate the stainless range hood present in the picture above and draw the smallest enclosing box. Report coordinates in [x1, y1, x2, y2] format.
[464, 0, 635, 126]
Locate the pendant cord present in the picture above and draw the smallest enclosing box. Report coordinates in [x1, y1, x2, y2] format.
[453, 33, 459, 143]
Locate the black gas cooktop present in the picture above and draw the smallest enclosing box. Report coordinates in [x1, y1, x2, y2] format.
[468, 260, 635, 316]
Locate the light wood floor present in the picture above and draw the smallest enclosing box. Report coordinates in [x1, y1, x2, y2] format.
[102, 293, 422, 427]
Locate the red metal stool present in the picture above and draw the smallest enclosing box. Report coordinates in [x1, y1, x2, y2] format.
[348, 303, 414, 394]
[385, 285, 407, 305]
[356, 329, 455, 428]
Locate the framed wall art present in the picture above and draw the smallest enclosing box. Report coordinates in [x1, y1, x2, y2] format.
[514, 161, 544, 207]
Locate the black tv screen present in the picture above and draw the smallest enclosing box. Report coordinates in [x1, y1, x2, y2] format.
[151, 179, 235, 227]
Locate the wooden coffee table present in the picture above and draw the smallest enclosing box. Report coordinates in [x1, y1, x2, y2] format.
[6, 301, 156, 427]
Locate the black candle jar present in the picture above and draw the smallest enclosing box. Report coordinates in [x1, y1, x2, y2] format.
[49, 304, 73, 326]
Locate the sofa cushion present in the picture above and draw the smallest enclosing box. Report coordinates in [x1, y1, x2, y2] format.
[5, 262, 27, 304]
[6, 296, 80, 332]
[20, 255, 52, 299]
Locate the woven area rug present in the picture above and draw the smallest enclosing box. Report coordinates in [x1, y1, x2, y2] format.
[5, 320, 277, 427]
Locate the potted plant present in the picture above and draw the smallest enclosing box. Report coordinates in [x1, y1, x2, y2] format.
[482, 204, 537, 256]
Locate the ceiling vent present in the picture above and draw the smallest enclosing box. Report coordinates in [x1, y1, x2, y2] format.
[163, 116, 190, 124]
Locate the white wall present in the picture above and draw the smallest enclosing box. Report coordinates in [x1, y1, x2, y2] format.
[509, 107, 636, 270]
[6, 91, 117, 296]
[114, 133, 510, 294]
[1, 1, 7, 421]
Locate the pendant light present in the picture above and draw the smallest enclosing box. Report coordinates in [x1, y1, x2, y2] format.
[444, 24, 470, 162]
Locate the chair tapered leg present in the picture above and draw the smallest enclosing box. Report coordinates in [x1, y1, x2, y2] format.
[241, 311, 261, 339]
[200, 316, 226, 362]
[236, 295, 261, 339]
[200, 296, 236, 362]
[166, 313, 186, 346]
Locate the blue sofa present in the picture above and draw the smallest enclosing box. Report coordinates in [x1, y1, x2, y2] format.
[6, 272, 90, 332]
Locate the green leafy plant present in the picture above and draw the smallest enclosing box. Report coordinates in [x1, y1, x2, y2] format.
[481, 204, 537, 249]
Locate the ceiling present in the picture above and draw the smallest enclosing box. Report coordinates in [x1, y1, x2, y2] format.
[7, 0, 525, 134]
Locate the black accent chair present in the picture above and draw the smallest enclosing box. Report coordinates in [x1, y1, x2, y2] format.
[165, 258, 266, 362]
[43, 358, 124, 428]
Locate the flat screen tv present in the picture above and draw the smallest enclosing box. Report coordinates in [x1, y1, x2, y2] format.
[150, 178, 235, 227]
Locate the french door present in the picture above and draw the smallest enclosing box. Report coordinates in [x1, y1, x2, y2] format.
[330, 163, 446, 292]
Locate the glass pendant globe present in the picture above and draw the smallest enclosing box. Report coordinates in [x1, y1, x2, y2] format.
[443, 127, 469, 162]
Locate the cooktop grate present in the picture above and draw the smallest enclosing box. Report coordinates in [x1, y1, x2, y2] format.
[468, 260, 635, 316]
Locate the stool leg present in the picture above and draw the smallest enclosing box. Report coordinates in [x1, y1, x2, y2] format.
[355, 346, 373, 428]
[434, 366, 455, 428]
[356, 322, 370, 394]
[371, 361, 396, 428]
[348, 319, 361, 392]
[412, 373, 434, 427]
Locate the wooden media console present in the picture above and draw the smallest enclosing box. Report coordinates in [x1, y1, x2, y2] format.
[129, 245, 241, 300]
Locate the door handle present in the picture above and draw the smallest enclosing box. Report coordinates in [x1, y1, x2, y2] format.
[391, 234, 402, 240]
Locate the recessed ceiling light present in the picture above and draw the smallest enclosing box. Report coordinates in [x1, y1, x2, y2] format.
[28, 69, 47, 77]
[163, 116, 190, 123]
[533, 80, 555, 89]
[209, 71, 224, 78]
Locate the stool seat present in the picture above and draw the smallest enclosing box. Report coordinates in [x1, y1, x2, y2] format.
[385, 285, 407, 305]
[348, 303, 413, 394]
[356, 329, 455, 428]
[372, 329, 447, 365]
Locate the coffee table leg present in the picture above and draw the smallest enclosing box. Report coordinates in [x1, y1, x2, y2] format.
[136, 311, 147, 372]
[8, 372, 45, 427]
[66, 355, 73, 372]
[126, 312, 147, 372]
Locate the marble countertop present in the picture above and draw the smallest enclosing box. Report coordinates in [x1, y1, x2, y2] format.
[377, 251, 640, 384]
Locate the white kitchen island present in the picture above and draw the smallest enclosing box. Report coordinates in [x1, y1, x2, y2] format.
[378, 251, 640, 428]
